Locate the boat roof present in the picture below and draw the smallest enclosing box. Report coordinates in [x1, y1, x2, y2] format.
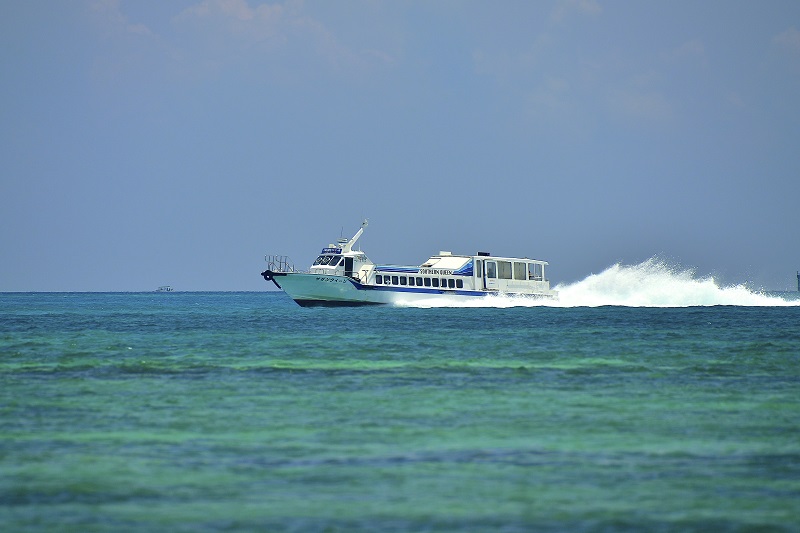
[376, 252, 549, 274]
[422, 252, 548, 267]
[420, 253, 472, 270]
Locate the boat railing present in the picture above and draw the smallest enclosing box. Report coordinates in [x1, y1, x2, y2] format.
[265, 255, 304, 273]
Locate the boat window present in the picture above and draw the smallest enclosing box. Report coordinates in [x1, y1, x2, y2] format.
[329, 256, 342, 267]
[498, 261, 512, 279]
[530, 263, 543, 281]
[424, 278, 431, 287]
[376, 275, 383, 284]
[432, 278, 439, 287]
[448, 279, 455, 289]
[392, 276, 399, 285]
[408, 277, 415, 286]
[456, 279, 463, 288]
[416, 277, 423, 286]
[400, 276, 407, 285]
[313, 255, 326, 266]
[476, 260, 482, 277]
[486, 261, 497, 279]
[514, 262, 526, 280]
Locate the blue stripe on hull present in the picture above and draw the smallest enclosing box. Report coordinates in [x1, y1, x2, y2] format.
[374, 266, 420, 273]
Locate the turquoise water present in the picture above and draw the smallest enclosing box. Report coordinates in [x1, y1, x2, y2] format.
[2, 288, 800, 532]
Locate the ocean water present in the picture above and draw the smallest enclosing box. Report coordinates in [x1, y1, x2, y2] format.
[2, 262, 800, 532]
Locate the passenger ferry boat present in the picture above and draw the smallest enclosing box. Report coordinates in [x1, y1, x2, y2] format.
[261, 221, 557, 306]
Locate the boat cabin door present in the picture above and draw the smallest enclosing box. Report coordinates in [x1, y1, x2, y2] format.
[344, 257, 354, 278]
[484, 260, 498, 290]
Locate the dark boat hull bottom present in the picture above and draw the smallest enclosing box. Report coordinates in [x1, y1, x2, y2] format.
[295, 299, 383, 308]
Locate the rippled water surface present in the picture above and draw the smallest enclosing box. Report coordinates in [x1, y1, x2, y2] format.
[1, 291, 799, 531]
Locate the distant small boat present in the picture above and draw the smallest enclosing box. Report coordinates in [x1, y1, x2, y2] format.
[156, 286, 173, 292]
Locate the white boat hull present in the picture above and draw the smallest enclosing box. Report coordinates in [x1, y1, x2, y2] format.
[266, 271, 555, 307]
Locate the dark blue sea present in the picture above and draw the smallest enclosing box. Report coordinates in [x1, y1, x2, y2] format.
[2, 269, 800, 531]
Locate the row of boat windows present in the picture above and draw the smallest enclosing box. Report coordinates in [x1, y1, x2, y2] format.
[476, 259, 544, 281]
[314, 255, 546, 281]
[375, 275, 464, 289]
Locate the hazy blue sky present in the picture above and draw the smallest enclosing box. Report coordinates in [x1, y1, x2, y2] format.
[2, 1, 799, 291]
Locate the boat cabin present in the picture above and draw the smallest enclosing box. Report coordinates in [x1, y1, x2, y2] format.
[309, 244, 549, 294]
[310, 248, 374, 282]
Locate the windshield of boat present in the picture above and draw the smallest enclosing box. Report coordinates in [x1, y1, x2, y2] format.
[313, 255, 342, 266]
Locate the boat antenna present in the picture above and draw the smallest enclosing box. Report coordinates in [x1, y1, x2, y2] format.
[358, 218, 368, 251]
[341, 219, 368, 253]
